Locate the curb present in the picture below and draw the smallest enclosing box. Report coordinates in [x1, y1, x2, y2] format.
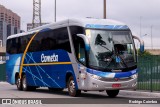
[120, 90, 160, 98]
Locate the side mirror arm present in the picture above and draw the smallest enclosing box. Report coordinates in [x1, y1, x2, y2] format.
[133, 35, 144, 52]
[77, 34, 90, 51]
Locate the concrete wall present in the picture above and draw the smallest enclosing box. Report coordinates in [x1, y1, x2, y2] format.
[0, 47, 6, 53]
[146, 49, 160, 55]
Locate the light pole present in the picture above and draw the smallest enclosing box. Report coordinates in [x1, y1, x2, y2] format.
[103, 0, 106, 19]
[55, 0, 56, 22]
[151, 26, 153, 49]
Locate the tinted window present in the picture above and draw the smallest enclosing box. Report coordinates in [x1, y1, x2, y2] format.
[7, 34, 31, 54]
[7, 27, 71, 54]
[28, 27, 71, 53]
[55, 28, 71, 53]
[70, 26, 84, 49]
[7, 37, 23, 54]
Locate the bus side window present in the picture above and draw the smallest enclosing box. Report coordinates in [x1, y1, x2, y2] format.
[76, 37, 86, 65]
[11, 38, 17, 54]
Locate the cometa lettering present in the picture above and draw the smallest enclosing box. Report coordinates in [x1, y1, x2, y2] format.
[41, 53, 58, 63]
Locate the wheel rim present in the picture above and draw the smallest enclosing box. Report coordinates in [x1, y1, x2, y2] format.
[69, 80, 75, 93]
[22, 77, 26, 89]
[17, 78, 21, 88]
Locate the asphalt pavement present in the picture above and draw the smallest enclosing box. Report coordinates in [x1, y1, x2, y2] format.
[0, 82, 160, 107]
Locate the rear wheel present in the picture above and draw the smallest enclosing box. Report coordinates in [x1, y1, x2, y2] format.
[67, 76, 81, 97]
[22, 75, 36, 91]
[16, 77, 22, 90]
[106, 90, 119, 98]
[22, 75, 28, 91]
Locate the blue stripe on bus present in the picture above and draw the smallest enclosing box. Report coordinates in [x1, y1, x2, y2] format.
[86, 68, 138, 78]
[85, 24, 129, 30]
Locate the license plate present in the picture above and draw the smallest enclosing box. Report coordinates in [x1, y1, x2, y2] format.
[112, 84, 121, 88]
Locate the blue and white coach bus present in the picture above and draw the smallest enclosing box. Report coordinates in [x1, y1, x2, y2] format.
[6, 18, 144, 97]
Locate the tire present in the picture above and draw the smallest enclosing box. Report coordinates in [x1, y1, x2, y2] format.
[48, 88, 64, 92]
[67, 76, 81, 97]
[22, 75, 36, 91]
[22, 75, 28, 91]
[16, 77, 22, 90]
[106, 90, 119, 98]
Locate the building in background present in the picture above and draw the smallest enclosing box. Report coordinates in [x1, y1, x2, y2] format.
[0, 4, 21, 46]
[27, 23, 48, 31]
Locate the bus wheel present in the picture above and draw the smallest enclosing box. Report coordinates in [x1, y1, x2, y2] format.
[16, 77, 22, 90]
[22, 75, 36, 91]
[22, 75, 28, 91]
[106, 90, 119, 98]
[67, 76, 81, 97]
[48, 88, 64, 92]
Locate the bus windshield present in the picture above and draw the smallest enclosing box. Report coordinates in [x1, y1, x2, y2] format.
[87, 29, 136, 71]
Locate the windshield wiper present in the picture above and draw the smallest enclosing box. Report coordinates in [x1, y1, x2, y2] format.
[100, 45, 112, 53]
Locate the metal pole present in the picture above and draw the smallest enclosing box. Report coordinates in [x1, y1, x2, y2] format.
[151, 26, 153, 49]
[39, 0, 42, 26]
[0, 40, 2, 47]
[104, 0, 106, 19]
[55, 0, 56, 22]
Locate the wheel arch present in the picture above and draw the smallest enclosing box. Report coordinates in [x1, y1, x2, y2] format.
[65, 71, 78, 89]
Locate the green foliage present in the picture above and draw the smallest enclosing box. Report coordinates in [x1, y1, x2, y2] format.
[137, 49, 151, 56]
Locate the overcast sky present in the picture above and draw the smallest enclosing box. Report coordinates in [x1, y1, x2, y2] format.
[0, 0, 160, 48]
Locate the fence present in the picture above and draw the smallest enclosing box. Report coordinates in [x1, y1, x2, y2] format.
[0, 63, 6, 81]
[137, 55, 160, 91]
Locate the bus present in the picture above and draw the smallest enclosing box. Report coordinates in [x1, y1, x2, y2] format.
[6, 18, 144, 97]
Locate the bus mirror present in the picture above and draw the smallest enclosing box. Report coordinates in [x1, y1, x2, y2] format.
[133, 35, 144, 52]
[77, 34, 90, 51]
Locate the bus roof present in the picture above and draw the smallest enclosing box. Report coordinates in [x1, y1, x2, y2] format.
[7, 18, 129, 39]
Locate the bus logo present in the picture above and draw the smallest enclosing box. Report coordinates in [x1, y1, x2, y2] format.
[41, 53, 58, 63]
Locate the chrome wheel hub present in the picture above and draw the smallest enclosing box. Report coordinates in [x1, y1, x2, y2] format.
[22, 78, 26, 89]
[17, 79, 21, 88]
[69, 80, 75, 93]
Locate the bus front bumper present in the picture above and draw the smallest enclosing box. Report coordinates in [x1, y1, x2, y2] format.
[78, 73, 137, 91]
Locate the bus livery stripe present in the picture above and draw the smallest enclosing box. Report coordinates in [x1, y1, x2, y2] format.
[22, 62, 72, 66]
[19, 31, 40, 79]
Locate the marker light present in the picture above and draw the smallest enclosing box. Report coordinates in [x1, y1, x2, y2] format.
[91, 74, 101, 80]
[80, 73, 86, 79]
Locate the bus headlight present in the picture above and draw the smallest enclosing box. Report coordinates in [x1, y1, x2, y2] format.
[131, 74, 138, 79]
[91, 74, 101, 80]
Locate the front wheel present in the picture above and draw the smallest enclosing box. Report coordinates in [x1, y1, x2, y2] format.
[106, 90, 119, 98]
[67, 76, 81, 97]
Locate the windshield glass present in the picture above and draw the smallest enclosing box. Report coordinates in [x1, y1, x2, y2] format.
[87, 29, 136, 71]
